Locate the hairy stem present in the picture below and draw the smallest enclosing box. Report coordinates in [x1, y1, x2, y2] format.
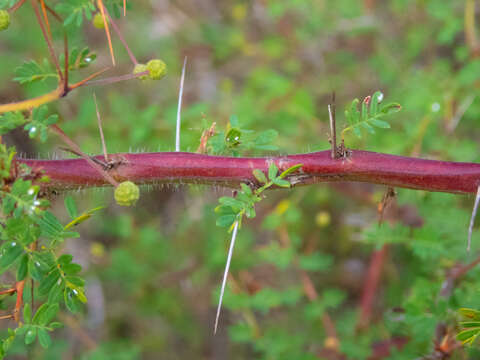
[19, 150, 480, 193]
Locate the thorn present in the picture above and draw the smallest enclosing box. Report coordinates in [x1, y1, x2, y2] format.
[328, 91, 337, 159]
[93, 93, 108, 163]
[214, 220, 239, 335]
[176, 57, 187, 152]
[467, 185, 480, 252]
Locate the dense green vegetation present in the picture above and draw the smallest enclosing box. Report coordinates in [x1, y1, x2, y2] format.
[1, 1, 480, 359]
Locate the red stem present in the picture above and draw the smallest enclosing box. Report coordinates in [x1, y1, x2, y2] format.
[357, 244, 389, 330]
[19, 150, 480, 193]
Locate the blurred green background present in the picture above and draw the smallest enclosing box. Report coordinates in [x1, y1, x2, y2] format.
[1, 0, 480, 359]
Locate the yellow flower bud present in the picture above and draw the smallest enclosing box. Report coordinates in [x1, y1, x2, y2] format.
[133, 63, 148, 80]
[114, 181, 140, 206]
[0, 10, 10, 31]
[146, 59, 167, 80]
[92, 12, 108, 29]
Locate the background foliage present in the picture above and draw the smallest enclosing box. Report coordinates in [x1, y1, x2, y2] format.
[1, 0, 480, 359]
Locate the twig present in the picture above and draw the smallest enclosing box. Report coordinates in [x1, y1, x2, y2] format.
[357, 244, 388, 330]
[8, 0, 27, 13]
[97, 0, 115, 66]
[214, 220, 239, 334]
[105, 8, 138, 65]
[176, 57, 187, 152]
[85, 71, 146, 87]
[30, 0, 63, 82]
[93, 94, 109, 163]
[13, 280, 25, 322]
[0, 288, 16, 296]
[20, 150, 480, 195]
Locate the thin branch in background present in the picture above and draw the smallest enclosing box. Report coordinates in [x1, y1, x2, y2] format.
[105, 8, 138, 65]
[0, 288, 16, 296]
[465, 0, 478, 56]
[8, 0, 27, 13]
[93, 93, 109, 163]
[357, 244, 389, 330]
[39, 0, 52, 41]
[176, 57, 187, 152]
[85, 71, 146, 87]
[448, 95, 476, 133]
[30, 0, 63, 82]
[214, 220, 239, 334]
[69, 67, 110, 90]
[39, 2, 69, 93]
[97, 0, 116, 66]
[467, 185, 480, 251]
[378, 187, 396, 225]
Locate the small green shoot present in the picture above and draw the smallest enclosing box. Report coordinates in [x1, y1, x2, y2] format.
[342, 91, 401, 139]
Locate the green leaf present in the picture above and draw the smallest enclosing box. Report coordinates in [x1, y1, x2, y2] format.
[225, 128, 242, 147]
[268, 162, 278, 181]
[457, 328, 480, 345]
[37, 328, 52, 349]
[62, 263, 82, 275]
[55, 0, 96, 27]
[47, 281, 64, 304]
[49, 322, 63, 329]
[16, 253, 28, 281]
[33, 303, 58, 326]
[64, 196, 78, 219]
[58, 254, 73, 267]
[272, 178, 290, 188]
[380, 103, 402, 115]
[460, 308, 480, 321]
[39, 269, 61, 295]
[24, 327, 36, 345]
[460, 321, 480, 328]
[369, 118, 391, 128]
[0, 112, 27, 135]
[23, 303, 31, 324]
[216, 215, 236, 228]
[0, 241, 24, 274]
[13, 59, 57, 84]
[64, 287, 83, 313]
[279, 164, 303, 179]
[253, 169, 267, 184]
[370, 91, 382, 115]
[361, 121, 375, 134]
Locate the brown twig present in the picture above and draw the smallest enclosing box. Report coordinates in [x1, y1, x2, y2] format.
[13, 280, 25, 322]
[105, 8, 138, 65]
[31, 0, 63, 82]
[357, 244, 389, 330]
[19, 150, 480, 194]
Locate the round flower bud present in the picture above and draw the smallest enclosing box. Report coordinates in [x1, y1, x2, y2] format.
[114, 181, 140, 206]
[92, 12, 108, 29]
[133, 63, 148, 80]
[0, 10, 10, 31]
[146, 59, 167, 80]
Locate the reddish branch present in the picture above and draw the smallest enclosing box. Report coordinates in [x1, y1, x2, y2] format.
[18, 150, 480, 193]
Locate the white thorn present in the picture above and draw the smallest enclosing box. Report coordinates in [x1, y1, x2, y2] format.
[214, 220, 239, 335]
[176, 57, 187, 152]
[468, 185, 480, 251]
